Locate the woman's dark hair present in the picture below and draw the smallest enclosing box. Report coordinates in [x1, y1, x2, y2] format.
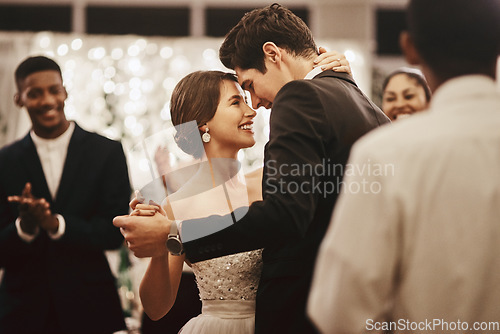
[219, 3, 317, 73]
[382, 67, 431, 102]
[170, 70, 238, 158]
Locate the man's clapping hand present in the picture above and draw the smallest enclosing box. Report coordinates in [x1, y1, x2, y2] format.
[8, 182, 59, 234]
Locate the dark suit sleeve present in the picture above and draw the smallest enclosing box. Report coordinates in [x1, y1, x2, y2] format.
[0, 143, 38, 267]
[183, 80, 332, 262]
[58, 140, 131, 251]
[0, 192, 24, 268]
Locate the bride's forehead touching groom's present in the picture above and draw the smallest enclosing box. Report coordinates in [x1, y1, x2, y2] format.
[207, 79, 256, 151]
[235, 64, 284, 111]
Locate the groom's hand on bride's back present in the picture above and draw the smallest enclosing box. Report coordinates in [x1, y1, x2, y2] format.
[113, 212, 171, 258]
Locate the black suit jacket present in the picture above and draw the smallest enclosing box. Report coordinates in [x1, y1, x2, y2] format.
[0, 123, 131, 334]
[183, 71, 390, 333]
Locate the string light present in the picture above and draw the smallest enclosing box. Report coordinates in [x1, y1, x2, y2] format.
[160, 46, 173, 59]
[39, 34, 51, 48]
[111, 48, 124, 60]
[127, 45, 141, 57]
[71, 38, 83, 50]
[11, 32, 368, 179]
[57, 44, 69, 56]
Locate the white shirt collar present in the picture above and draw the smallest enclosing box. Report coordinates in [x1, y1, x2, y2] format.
[30, 121, 75, 148]
[29, 121, 75, 200]
[304, 66, 323, 80]
[430, 75, 498, 114]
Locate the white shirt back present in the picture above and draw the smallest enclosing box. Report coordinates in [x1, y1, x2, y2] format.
[308, 75, 500, 333]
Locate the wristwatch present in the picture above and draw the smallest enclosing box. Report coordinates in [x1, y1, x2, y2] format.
[166, 221, 184, 256]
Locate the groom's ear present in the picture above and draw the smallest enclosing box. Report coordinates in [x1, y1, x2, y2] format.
[262, 42, 282, 65]
[400, 31, 421, 66]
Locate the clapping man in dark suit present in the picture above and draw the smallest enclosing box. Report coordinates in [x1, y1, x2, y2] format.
[114, 4, 389, 333]
[0, 56, 131, 334]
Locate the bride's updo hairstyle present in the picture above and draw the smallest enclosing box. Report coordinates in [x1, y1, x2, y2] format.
[170, 70, 238, 158]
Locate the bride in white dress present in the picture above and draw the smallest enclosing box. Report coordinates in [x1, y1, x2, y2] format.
[130, 52, 350, 333]
[135, 70, 264, 334]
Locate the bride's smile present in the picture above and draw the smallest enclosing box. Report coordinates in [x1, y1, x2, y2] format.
[203, 79, 257, 159]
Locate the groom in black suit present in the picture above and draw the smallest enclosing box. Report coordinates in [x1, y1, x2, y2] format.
[0, 56, 130, 334]
[115, 4, 389, 333]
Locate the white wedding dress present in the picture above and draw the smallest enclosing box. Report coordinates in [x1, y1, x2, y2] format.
[164, 162, 263, 333]
[179, 249, 263, 334]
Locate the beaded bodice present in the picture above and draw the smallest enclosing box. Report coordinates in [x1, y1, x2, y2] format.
[191, 249, 263, 301]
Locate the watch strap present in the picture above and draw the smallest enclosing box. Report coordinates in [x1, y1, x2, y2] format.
[169, 220, 179, 236]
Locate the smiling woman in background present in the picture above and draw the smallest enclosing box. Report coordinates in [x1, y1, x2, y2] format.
[381, 67, 431, 121]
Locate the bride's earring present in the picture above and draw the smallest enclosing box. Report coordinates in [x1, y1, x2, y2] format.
[202, 128, 211, 143]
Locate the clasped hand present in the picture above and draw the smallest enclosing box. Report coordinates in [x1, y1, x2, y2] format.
[113, 192, 173, 258]
[8, 182, 59, 235]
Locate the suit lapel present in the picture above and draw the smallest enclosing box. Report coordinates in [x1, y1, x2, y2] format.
[19, 133, 52, 201]
[55, 123, 87, 207]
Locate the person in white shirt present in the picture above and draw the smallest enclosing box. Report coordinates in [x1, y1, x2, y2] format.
[307, 0, 500, 333]
[0, 56, 130, 334]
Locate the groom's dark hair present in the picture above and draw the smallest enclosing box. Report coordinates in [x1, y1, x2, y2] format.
[219, 3, 318, 73]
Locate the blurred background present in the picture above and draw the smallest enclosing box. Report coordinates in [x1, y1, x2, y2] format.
[2, 0, 497, 332]
[0, 0, 414, 154]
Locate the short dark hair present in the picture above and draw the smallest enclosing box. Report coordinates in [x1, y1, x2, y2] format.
[406, 0, 500, 80]
[15, 56, 62, 91]
[219, 3, 317, 73]
[170, 70, 238, 158]
[382, 68, 431, 102]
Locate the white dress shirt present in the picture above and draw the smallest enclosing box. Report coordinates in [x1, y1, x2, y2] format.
[308, 75, 500, 333]
[304, 66, 323, 80]
[16, 122, 75, 242]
